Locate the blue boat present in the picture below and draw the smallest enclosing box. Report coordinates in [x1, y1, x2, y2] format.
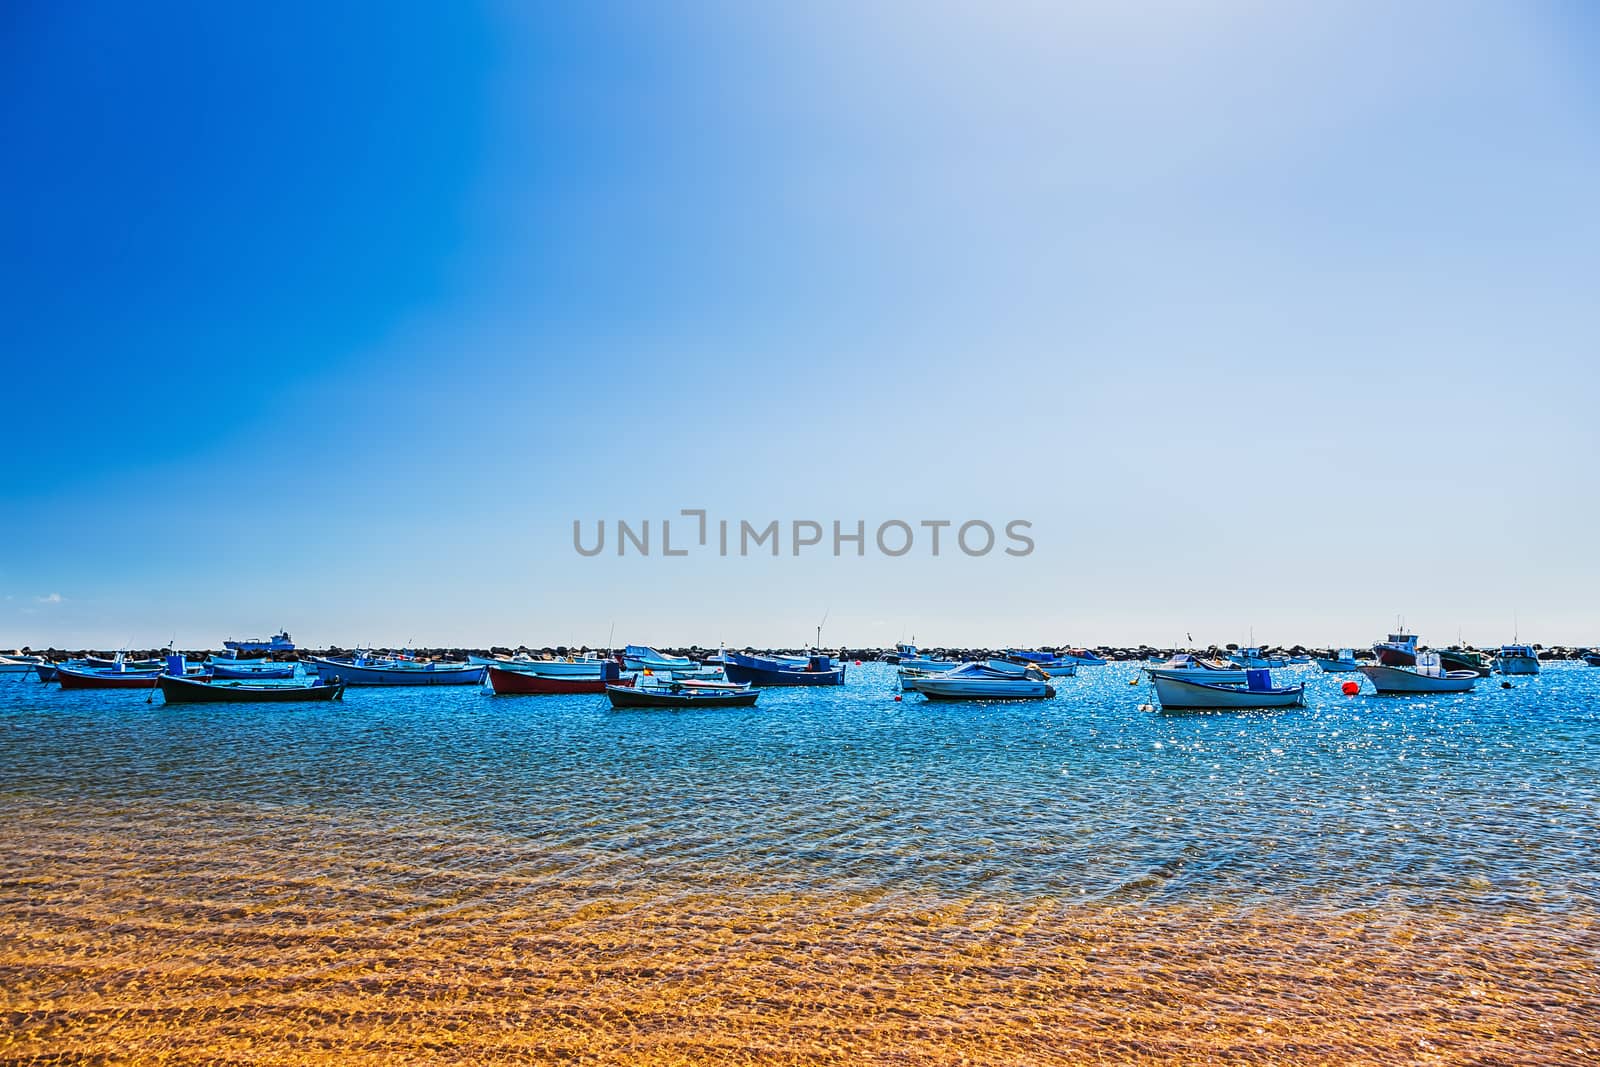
[722, 651, 845, 687]
[209, 660, 297, 680]
[620, 645, 694, 671]
[1003, 650, 1080, 677]
[309, 655, 484, 686]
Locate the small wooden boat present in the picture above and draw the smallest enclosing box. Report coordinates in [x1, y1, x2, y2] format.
[1315, 649, 1360, 673]
[1359, 661, 1477, 694]
[55, 664, 166, 689]
[1002, 650, 1079, 677]
[1145, 654, 1247, 685]
[606, 682, 759, 709]
[486, 663, 631, 694]
[1058, 648, 1107, 666]
[620, 645, 694, 671]
[723, 651, 845, 687]
[1437, 648, 1493, 677]
[157, 674, 344, 703]
[469, 653, 607, 675]
[1152, 670, 1305, 710]
[309, 656, 484, 686]
[34, 662, 60, 683]
[209, 660, 296, 680]
[1229, 647, 1288, 669]
[1492, 644, 1540, 675]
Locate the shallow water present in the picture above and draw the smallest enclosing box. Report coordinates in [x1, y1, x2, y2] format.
[3, 662, 1597, 1063]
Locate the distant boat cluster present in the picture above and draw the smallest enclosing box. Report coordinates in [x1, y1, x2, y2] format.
[7, 626, 1596, 711]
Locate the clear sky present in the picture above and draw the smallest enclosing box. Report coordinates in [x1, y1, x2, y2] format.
[4, 2, 1597, 650]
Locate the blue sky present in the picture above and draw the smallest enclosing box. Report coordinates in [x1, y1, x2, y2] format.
[4, 2, 1597, 650]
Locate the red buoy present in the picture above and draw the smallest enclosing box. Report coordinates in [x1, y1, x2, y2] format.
[893, 695, 902, 702]
[1341, 680, 1360, 696]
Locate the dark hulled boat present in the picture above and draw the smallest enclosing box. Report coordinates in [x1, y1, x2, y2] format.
[486, 663, 631, 695]
[722, 651, 845, 687]
[157, 674, 344, 703]
[1437, 648, 1493, 677]
[605, 682, 759, 709]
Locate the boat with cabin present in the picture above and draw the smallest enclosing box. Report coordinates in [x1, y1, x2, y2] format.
[1493, 644, 1540, 675]
[1230, 647, 1288, 669]
[1359, 654, 1477, 694]
[1373, 630, 1420, 667]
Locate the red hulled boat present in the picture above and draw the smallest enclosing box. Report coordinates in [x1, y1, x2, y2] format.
[486, 665, 634, 695]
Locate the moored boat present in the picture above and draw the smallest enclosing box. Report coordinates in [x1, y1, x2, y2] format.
[620, 645, 694, 671]
[606, 682, 759, 709]
[1151, 669, 1306, 710]
[1493, 644, 1540, 675]
[157, 673, 344, 703]
[224, 630, 296, 653]
[309, 656, 485, 686]
[1359, 658, 1477, 694]
[913, 660, 1055, 701]
[1145, 654, 1247, 685]
[1002, 650, 1079, 677]
[469, 653, 606, 675]
[486, 662, 629, 694]
[1315, 649, 1360, 673]
[1229, 647, 1288, 669]
[1058, 648, 1107, 666]
[1583, 650, 1600, 667]
[0, 654, 43, 675]
[722, 651, 845, 687]
[1437, 648, 1493, 677]
[208, 660, 297, 680]
[33, 662, 59, 683]
[1373, 631, 1420, 667]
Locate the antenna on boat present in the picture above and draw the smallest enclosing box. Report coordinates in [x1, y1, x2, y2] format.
[606, 621, 616, 656]
[815, 607, 830, 652]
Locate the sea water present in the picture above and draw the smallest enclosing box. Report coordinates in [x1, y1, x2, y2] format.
[3, 662, 1596, 1062]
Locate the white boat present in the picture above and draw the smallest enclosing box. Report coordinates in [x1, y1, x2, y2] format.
[1145, 653, 1247, 685]
[891, 643, 961, 672]
[915, 661, 1055, 701]
[620, 645, 694, 671]
[0, 654, 44, 675]
[1493, 644, 1540, 675]
[1229, 647, 1288, 669]
[1315, 649, 1361, 673]
[1359, 656, 1477, 694]
[310, 656, 485, 686]
[1152, 671, 1306, 710]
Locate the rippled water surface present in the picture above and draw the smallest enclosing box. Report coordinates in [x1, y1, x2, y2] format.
[3, 662, 1597, 1063]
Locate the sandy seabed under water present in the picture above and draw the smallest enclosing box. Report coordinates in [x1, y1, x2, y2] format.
[2, 810, 1597, 1067]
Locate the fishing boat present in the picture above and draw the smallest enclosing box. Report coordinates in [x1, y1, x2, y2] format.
[1493, 644, 1540, 675]
[892, 644, 962, 672]
[55, 654, 209, 689]
[619, 645, 694, 671]
[1229, 647, 1288, 669]
[1145, 654, 1247, 685]
[1437, 648, 1493, 677]
[468, 652, 606, 675]
[157, 673, 344, 704]
[1287, 654, 1312, 664]
[223, 630, 296, 654]
[208, 660, 297, 680]
[1314, 649, 1360, 673]
[486, 662, 628, 694]
[1359, 655, 1477, 694]
[1151, 669, 1306, 710]
[914, 661, 1055, 701]
[33, 662, 59, 683]
[605, 681, 759, 709]
[0, 654, 43, 675]
[1373, 631, 1420, 667]
[1002, 650, 1079, 677]
[309, 656, 485, 686]
[722, 651, 845, 687]
[84, 654, 164, 670]
[1058, 648, 1108, 666]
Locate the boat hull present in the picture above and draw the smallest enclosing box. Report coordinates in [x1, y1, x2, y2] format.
[917, 679, 1054, 700]
[1152, 675, 1305, 709]
[487, 667, 630, 695]
[470, 656, 605, 676]
[722, 655, 845, 686]
[1437, 650, 1493, 677]
[34, 663, 59, 683]
[310, 658, 485, 686]
[157, 675, 344, 703]
[1314, 658, 1360, 673]
[605, 684, 759, 709]
[1358, 664, 1477, 693]
[55, 666, 163, 690]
